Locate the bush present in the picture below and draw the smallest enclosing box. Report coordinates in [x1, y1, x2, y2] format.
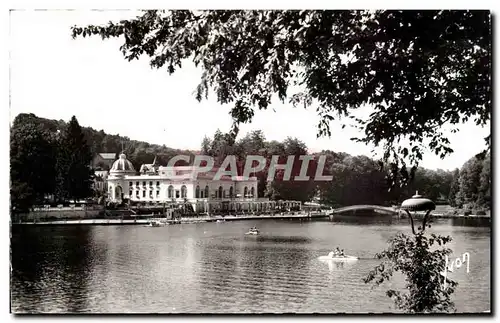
[365, 232, 458, 313]
[464, 210, 472, 216]
[474, 209, 487, 216]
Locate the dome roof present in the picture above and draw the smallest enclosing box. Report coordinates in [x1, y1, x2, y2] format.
[110, 153, 136, 174]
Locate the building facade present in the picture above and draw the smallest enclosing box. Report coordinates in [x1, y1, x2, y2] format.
[106, 153, 264, 213]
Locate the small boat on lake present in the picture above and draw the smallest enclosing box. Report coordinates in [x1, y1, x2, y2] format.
[318, 251, 358, 262]
[245, 227, 259, 235]
[145, 220, 167, 227]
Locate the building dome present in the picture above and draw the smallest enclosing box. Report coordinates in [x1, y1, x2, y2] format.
[110, 153, 136, 174]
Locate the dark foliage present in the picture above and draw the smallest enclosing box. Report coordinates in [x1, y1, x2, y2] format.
[72, 10, 491, 188]
[56, 116, 95, 202]
[364, 231, 458, 313]
[10, 119, 58, 214]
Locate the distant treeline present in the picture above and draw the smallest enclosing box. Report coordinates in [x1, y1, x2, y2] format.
[10, 113, 490, 212]
[199, 129, 490, 208]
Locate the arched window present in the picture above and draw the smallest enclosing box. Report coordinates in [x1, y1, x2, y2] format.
[250, 187, 255, 197]
[229, 186, 234, 197]
[244, 186, 248, 197]
[168, 185, 174, 198]
[218, 186, 223, 199]
[181, 185, 187, 198]
[205, 186, 209, 199]
[195, 185, 200, 198]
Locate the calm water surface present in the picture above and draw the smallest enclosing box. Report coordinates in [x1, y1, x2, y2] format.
[11, 216, 491, 313]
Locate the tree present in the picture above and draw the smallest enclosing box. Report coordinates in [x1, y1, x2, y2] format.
[448, 168, 460, 207]
[364, 229, 458, 313]
[56, 116, 94, 202]
[456, 155, 484, 208]
[200, 136, 212, 155]
[10, 118, 58, 214]
[477, 153, 491, 208]
[263, 137, 317, 202]
[72, 10, 491, 187]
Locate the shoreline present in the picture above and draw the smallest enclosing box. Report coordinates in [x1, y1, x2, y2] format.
[11, 212, 329, 226]
[11, 211, 491, 226]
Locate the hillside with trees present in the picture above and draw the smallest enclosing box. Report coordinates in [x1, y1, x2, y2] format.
[449, 152, 491, 211]
[10, 113, 490, 213]
[12, 113, 196, 171]
[199, 129, 490, 209]
[10, 114, 94, 213]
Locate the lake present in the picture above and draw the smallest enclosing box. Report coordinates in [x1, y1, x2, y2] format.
[10, 216, 491, 313]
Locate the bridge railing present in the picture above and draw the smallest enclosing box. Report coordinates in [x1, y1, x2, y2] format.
[331, 205, 398, 214]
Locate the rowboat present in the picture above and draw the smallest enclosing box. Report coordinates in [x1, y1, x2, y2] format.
[145, 220, 167, 227]
[318, 251, 358, 261]
[318, 255, 358, 261]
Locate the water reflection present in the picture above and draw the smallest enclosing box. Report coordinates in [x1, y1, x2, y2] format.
[11, 226, 96, 313]
[319, 259, 352, 271]
[253, 235, 312, 244]
[11, 216, 491, 313]
[196, 231, 314, 313]
[331, 215, 396, 226]
[450, 217, 491, 227]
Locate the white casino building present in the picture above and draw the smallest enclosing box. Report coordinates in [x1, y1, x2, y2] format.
[106, 153, 269, 213]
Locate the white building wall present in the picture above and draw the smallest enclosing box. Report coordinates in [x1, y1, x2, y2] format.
[107, 174, 259, 203]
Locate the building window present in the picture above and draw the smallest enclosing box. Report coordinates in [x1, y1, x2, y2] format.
[129, 190, 132, 197]
[244, 186, 248, 197]
[176, 190, 180, 199]
[218, 186, 223, 199]
[129, 182, 133, 187]
[149, 181, 153, 187]
[136, 181, 139, 186]
[229, 186, 234, 197]
[149, 191, 153, 198]
[250, 187, 255, 197]
[156, 181, 160, 187]
[143, 181, 146, 187]
[200, 190, 204, 198]
[181, 185, 187, 198]
[143, 191, 146, 198]
[136, 190, 140, 197]
[205, 186, 209, 199]
[168, 185, 174, 198]
[195, 185, 200, 198]
[156, 190, 160, 197]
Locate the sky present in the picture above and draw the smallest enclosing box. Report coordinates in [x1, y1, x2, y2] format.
[9, 9, 491, 171]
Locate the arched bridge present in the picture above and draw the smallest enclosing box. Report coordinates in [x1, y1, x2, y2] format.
[330, 205, 399, 215]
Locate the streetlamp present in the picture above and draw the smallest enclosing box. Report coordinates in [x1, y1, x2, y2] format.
[401, 191, 436, 235]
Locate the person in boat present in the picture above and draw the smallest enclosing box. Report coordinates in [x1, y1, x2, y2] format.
[334, 247, 341, 256]
[339, 249, 345, 257]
